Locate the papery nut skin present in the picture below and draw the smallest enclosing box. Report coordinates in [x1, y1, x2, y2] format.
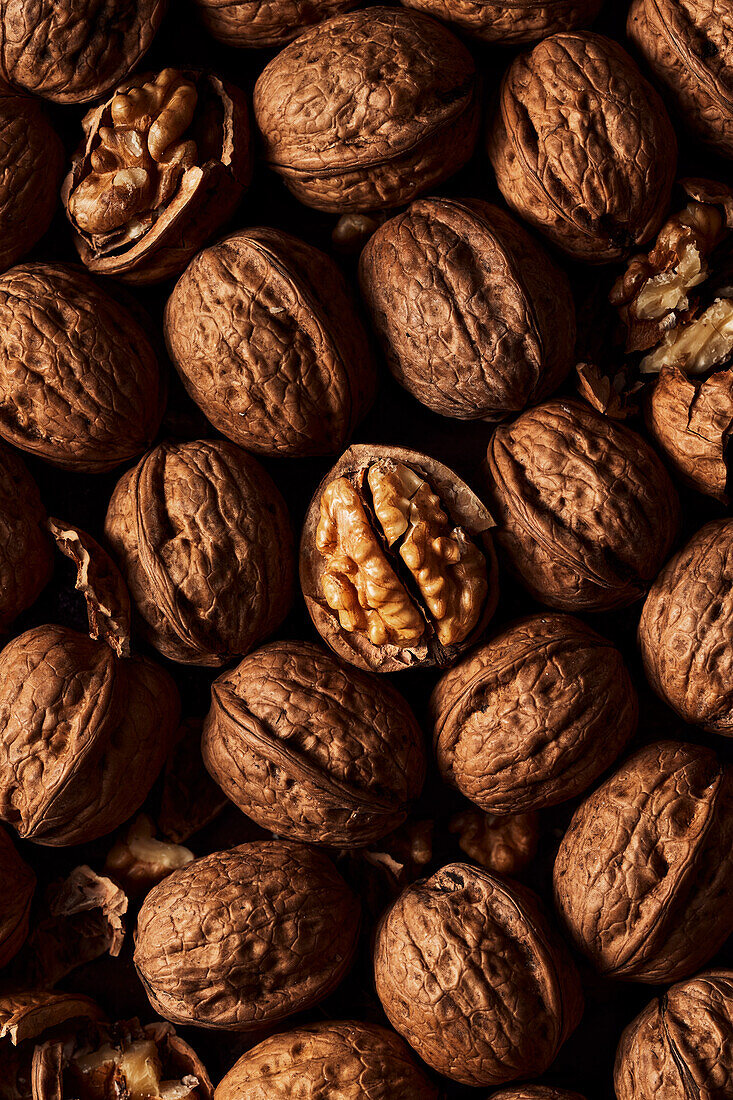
[134, 841, 360, 1030]
[193, 0, 358, 47]
[554, 741, 733, 983]
[0, 825, 34, 968]
[0, 445, 52, 631]
[400, 0, 603, 44]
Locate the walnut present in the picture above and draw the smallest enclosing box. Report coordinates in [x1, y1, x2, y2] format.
[448, 808, 538, 876]
[104, 439, 294, 667]
[483, 399, 679, 611]
[193, 0, 358, 47]
[374, 863, 583, 1086]
[332, 214, 383, 255]
[62, 69, 252, 285]
[105, 815, 194, 896]
[554, 740, 733, 983]
[401, 0, 603, 43]
[202, 639, 426, 847]
[253, 7, 479, 212]
[359, 199, 576, 422]
[0, 826, 34, 969]
[639, 519, 733, 734]
[487, 32, 677, 263]
[214, 1020, 439, 1099]
[158, 719, 228, 844]
[0, 445, 52, 632]
[0, 0, 167, 104]
[0, 264, 164, 473]
[300, 444, 498, 672]
[134, 841, 360, 1030]
[164, 228, 375, 456]
[491, 1090, 586, 1100]
[614, 970, 733, 1100]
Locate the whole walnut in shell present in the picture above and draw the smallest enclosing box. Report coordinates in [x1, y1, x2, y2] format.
[359, 199, 575, 422]
[202, 640, 426, 847]
[483, 399, 679, 611]
[104, 439, 294, 667]
[0, 264, 164, 473]
[0, 826, 34, 968]
[165, 228, 375, 456]
[193, 0, 358, 47]
[253, 7, 479, 212]
[0, 445, 52, 631]
[374, 863, 583, 1086]
[554, 741, 733, 983]
[432, 614, 637, 814]
[487, 32, 677, 263]
[134, 841, 360, 1030]
[401, 0, 603, 44]
[614, 969, 733, 1100]
[214, 1020, 438, 1099]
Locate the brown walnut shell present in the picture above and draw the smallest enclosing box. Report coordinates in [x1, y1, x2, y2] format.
[374, 862, 583, 1086]
[0, 264, 164, 473]
[193, 0, 358, 48]
[432, 613, 638, 814]
[253, 7, 479, 212]
[639, 518, 733, 734]
[449, 808, 539, 876]
[554, 740, 733, 983]
[214, 1020, 439, 1099]
[0, 624, 180, 845]
[0, 445, 52, 631]
[614, 969, 733, 1100]
[401, 0, 603, 44]
[359, 198, 576, 422]
[0, 825, 34, 968]
[483, 399, 680, 611]
[104, 439, 294, 667]
[134, 841, 360, 1030]
[62, 69, 252, 285]
[487, 32, 677, 263]
[202, 639, 426, 847]
[165, 228, 375, 456]
[0, 0, 167, 104]
[490, 1090, 587, 1100]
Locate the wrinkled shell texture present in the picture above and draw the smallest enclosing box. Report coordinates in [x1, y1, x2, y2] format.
[194, 0, 358, 47]
[484, 399, 679, 611]
[0, 624, 180, 845]
[214, 1020, 439, 1099]
[359, 199, 575, 421]
[0, 264, 163, 472]
[639, 519, 733, 734]
[0, 445, 52, 630]
[104, 439, 294, 667]
[253, 7, 479, 211]
[0, 0, 167, 103]
[0, 825, 34, 968]
[614, 970, 733, 1100]
[374, 863, 583, 1086]
[432, 614, 638, 814]
[134, 842, 360, 1029]
[554, 741, 733, 983]
[629, 0, 733, 158]
[487, 32, 677, 263]
[202, 639, 426, 846]
[400, 0, 603, 42]
[165, 228, 375, 456]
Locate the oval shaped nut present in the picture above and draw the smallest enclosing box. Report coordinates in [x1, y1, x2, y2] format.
[253, 7, 479, 212]
[0, 445, 53, 631]
[554, 741, 733, 983]
[639, 519, 733, 734]
[104, 439, 295, 668]
[192, 0, 358, 47]
[165, 228, 376, 456]
[432, 614, 638, 814]
[490, 1089, 587, 1100]
[134, 842, 360, 1030]
[483, 399, 679, 612]
[401, 0, 603, 43]
[487, 32, 677, 264]
[0, 264, 164, 473]
[202, 639, 426, 847]
[614, 969, 733, 1100]
[359, 199, 576, 422]
[0, 826, 34, 968]
[214, 1020, 439, 1099]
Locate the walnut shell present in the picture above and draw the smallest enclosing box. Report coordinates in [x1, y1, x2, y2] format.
[104, 439, 294, 667]
[487, 32, 677, 263]
[193, 0, 358, 47]
[639, 519, 733, 734]
[134, 841, 360, 1030]
[0, 445, 52, 631]
[0, 264, 164, 473]
[490, 1090, 586, 1100]
[202, 639, 426, 847]
[0, 0, 167, 104]
[165, 228, 375, 456]
[214, 1020, 439, 1099]
[374, 862, 583, 1086]
[359, 198, 576, 421]
[432, 613, 637, 814]
[253, 7, 479, 212]
[401, 0, 603, 44]
[0, 624, 180, 845]
[614, 969, 733, 1100]
[0, 825, 34, 968]
[483, 399, 679, 611]
[554, 740, 733, 983]
[448, 808, 539, 876]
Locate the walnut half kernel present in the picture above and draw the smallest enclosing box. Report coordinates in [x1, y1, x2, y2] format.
[69, 1038, 198, 1100]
